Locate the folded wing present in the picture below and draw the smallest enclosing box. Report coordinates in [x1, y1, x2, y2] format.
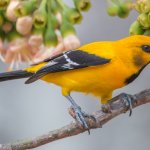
[25, 50, 111, 84]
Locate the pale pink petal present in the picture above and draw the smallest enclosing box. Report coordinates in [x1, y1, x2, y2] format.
[6, 0, 20, 22]
[63, 35, 80, 50]
[4, 50, 15, 63]
[2, 22, 13, 33]
[28, 34, 43, 49]
[16, 16, 33, 35]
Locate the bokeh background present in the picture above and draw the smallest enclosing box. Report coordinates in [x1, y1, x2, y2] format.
[0, 0, 150, 150]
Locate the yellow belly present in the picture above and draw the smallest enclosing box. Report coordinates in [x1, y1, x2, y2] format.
[41, 60, 131, 98]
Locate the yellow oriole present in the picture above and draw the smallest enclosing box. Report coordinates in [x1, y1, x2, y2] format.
[0, 35, 150, 129]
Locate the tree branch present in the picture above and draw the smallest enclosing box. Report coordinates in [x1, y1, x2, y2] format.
[1, 89, 150, 150]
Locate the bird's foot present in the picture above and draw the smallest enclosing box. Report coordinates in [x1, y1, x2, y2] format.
[106, 93, 137, 116]
[69, 106, 96, 134]
[120, 93, 136, 116]
[66, 95, 96, 133]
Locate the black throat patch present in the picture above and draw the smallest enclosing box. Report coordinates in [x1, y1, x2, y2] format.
[125, 62, 150, 84]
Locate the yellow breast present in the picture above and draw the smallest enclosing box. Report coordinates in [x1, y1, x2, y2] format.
[41, 58, 135, 97]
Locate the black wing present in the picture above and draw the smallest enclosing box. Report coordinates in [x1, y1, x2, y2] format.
[25, 50, 111, 84]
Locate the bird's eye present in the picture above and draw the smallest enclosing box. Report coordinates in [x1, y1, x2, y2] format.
[142, 45, 150, 53]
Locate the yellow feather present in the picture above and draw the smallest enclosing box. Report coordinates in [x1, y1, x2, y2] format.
[24, 35, 150, 104]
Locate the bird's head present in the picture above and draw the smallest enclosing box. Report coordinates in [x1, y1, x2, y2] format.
[117, 35, 150, 67]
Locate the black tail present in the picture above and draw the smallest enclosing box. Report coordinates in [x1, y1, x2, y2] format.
[0, 70, 33, 82]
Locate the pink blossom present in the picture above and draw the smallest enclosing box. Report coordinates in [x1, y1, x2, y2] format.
[16, 16, 33, 35]
[4, 38, 34, 70]
[63, 34, 80, 50]
[6, 0, 20, 22]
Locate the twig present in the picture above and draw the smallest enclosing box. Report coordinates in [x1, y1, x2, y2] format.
[1, 89, 150, 150]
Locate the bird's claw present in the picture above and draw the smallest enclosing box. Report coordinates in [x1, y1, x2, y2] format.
[74, 106, 89, 129]
[102, 93, 136, 116]
[69, 106, 96, 134]
[66, 95, 96, 134]
[121, 93, 135, 116]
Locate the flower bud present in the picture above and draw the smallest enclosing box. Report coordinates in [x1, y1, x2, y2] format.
[28, 27, 44, 53]
[0, 0, 10, 10]
[63, 34, 80, 50]
[107, 0, 131, 18]
[2, 21, 12, 33]
[129, 21, 145, 35]
[15, 0, 37, 17]
[57, 0, 82, 24]
[33, 0, 47, 28]
[28, 34, 43, 50]
[144, 29, 150, 36]
[70, 8, 83, 24]
[43, 0, 59, 30]
[64, 7, 83, 24]
[73, 0, 91, 12]
[117, 2, 130, 18]
[107, 1, 119, 16]
[60, 16, 76, 38]
[51, 0, 60, 14]
[138, 13, 150, 29]
[44, 26, 58, 48]
[16, 16, 33, 35]
[135, 0, 150, 13]
[43, 2, 58, 48]
[60, 18, 80, 50]
[6, 0, 19, 21]
[49, 13, 59, 29]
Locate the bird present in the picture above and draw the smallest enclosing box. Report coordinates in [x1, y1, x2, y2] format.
[0, 35, 150, 130]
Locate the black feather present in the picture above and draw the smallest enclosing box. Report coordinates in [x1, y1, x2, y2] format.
[0, 70, 33, 82]
[25, 50, 111, 84]
[125, 62, 149, 84]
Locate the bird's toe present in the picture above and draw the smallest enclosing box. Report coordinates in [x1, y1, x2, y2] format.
[69, 106, 96, 133]
[73, 106, 89, 128]
[120, 93, 136, 116]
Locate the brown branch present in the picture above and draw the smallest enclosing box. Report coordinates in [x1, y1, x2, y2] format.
[1, 89, 150, 150]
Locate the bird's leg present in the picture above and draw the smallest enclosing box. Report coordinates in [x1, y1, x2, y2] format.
[65, 95, 96, 132]
[101, 93, 112, 113]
